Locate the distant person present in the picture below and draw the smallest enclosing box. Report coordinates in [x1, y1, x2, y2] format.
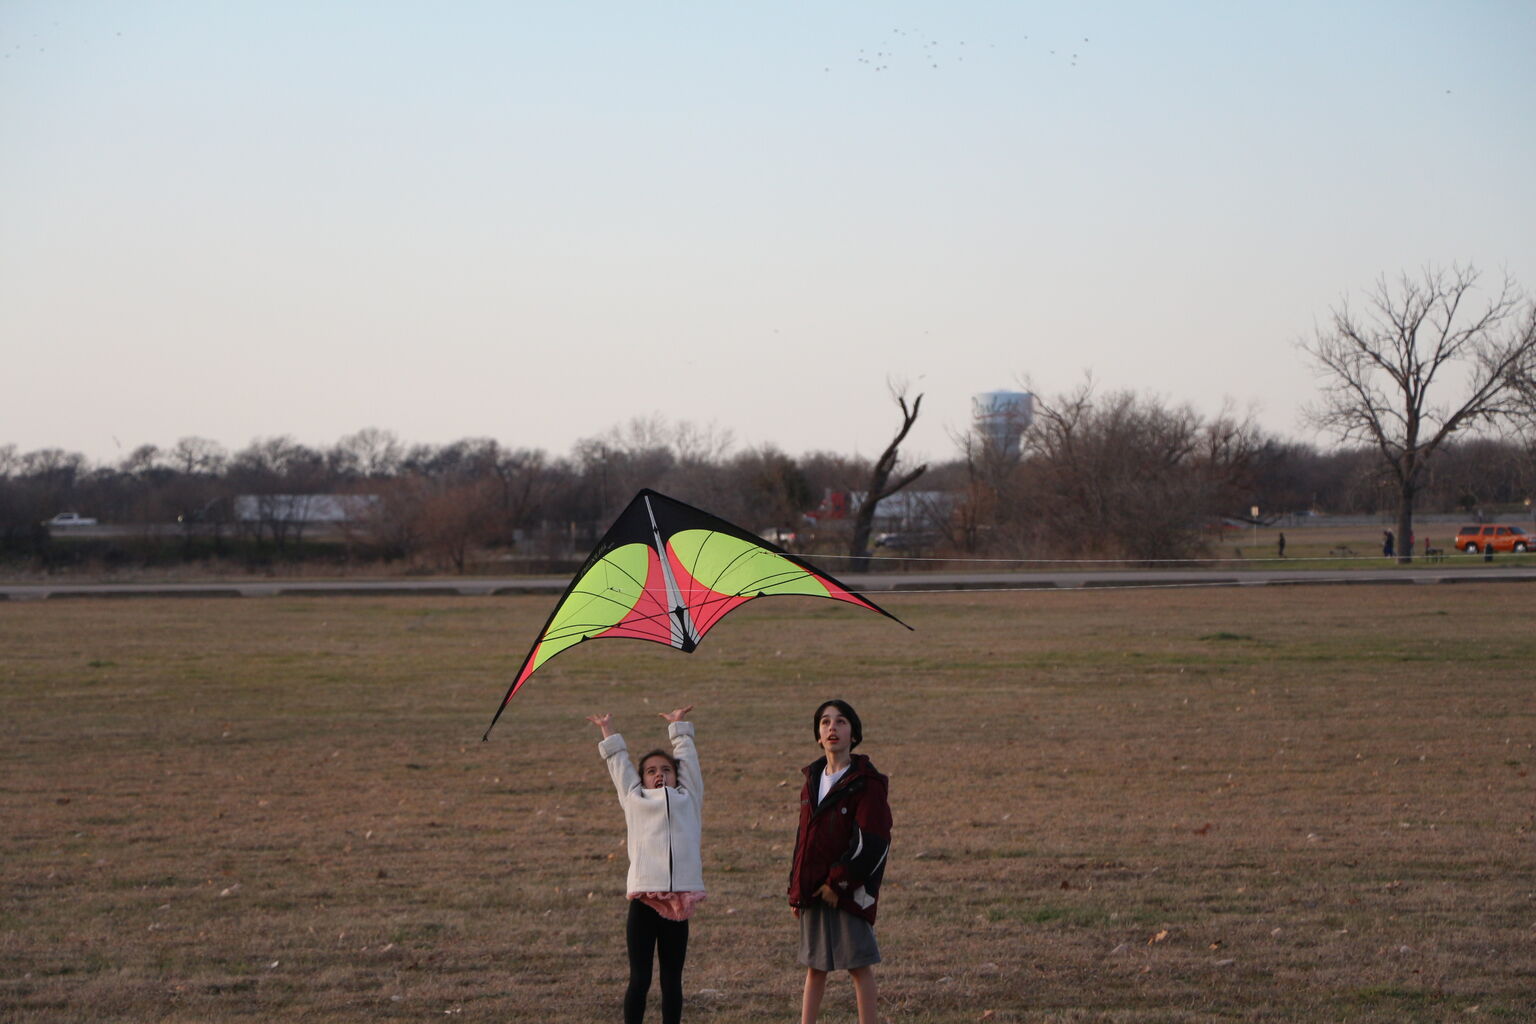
[589, 706, 705, 1024]
[788, 699, 891, 1024]
[1277, 532, 1286, 558]
[1383, 530, 1395, 558]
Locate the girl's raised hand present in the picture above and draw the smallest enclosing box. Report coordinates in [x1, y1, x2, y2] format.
[658, 705, 695, 723]
[586, 713, 615, 737]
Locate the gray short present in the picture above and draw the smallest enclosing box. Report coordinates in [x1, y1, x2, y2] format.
[798, 902, 881, 972]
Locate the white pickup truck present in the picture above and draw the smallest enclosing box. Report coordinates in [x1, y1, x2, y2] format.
[45, 512, 98, 527]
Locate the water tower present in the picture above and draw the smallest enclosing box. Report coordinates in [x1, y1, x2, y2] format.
[971, 390, 1033, 460]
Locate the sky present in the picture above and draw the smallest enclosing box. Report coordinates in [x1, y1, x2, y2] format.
[3, 1, 1534, 469]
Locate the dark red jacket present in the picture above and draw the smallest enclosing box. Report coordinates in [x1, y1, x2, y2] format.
[787, 754, 891, 924]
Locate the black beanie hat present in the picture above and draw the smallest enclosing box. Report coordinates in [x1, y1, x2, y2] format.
[812, 699, 863, 749]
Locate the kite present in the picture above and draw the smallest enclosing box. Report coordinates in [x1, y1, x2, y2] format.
[483, 488, 910, 738]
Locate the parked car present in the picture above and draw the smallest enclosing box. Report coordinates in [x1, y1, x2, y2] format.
[44, 512, 98, 527]
[1453, 524, 1532, 553]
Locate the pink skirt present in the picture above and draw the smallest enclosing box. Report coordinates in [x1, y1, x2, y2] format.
[629, 891, 707, 922]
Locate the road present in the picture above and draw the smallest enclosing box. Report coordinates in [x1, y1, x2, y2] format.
[3, 564, 1533, 601]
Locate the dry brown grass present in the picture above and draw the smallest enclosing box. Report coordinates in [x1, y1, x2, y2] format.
[2, 584, 1534, 1022]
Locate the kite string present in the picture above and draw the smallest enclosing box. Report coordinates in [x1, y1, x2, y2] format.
[619, 575, 1410, 600]
[804, 552, 1445, 566]
[844, 578, 1382, 596]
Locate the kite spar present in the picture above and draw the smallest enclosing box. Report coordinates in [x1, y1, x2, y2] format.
[483, 488, 909, 738]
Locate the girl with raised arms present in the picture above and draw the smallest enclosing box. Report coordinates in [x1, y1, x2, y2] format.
[588, 705, 704, 1024]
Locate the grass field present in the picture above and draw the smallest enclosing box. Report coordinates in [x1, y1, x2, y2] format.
[3, 583, 1534, 1022]
[1199, 522, 1532, 569]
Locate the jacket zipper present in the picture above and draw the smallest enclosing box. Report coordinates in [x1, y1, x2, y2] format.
[811, 774, 864, 819]
[796, 765, 865, 901]
[665, 786, 674, 891]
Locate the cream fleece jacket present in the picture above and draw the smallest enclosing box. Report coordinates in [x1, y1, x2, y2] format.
[598, 721, 704, 894]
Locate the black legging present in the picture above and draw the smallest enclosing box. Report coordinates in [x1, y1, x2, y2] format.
[624, 899, 689, 1024]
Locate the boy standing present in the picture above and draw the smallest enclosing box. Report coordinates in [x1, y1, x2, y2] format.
[787, 699, 891, 1024]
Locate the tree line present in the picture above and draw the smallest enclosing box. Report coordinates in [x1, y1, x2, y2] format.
[3, 401, 1532, 573]
[5, 265, 1534, 571]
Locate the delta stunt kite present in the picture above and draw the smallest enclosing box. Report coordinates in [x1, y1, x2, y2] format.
[483, 488, 910, 738]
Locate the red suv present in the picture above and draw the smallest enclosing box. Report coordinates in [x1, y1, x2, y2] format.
[1453, 524, 1533, 553]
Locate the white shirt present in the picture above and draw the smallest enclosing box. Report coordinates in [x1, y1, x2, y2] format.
[818, 763, 849, 803]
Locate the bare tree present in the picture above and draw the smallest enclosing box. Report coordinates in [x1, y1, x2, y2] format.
[488, 447, 555, 547]
[708, 447, 816, 544]
[169, 437, 228, 476]
[332, 428, 404, 479]
[121, 444, 162, 476]
[419, 477, 503, 573]
[20, 448, 86, 485]
[849, 391, 927, 564]
[570, 416, 733, 515]
[228, 436, 327, 547]
[1017, 383, 1260, 560]
[1302, 265, 1536, 562]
